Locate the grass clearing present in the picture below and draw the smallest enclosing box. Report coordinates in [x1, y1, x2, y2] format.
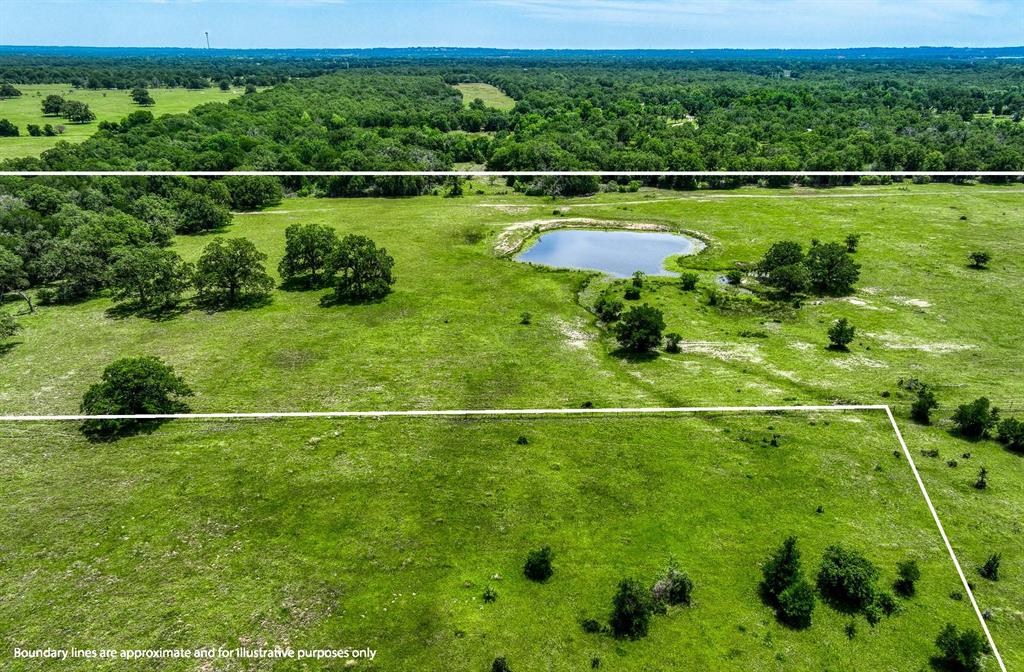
[452, 82, 515, 110]
[0, 84, 249, 159]
[0, 412, 982, 670]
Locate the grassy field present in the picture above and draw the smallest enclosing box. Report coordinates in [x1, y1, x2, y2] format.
[453, 82, 516, 110]
[1, 182, 1021, 668]
[0, 413, 983, 670]
[0, 84, 248, 160]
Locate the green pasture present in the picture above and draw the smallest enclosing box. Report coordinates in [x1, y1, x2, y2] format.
[453, 82, 515, 110]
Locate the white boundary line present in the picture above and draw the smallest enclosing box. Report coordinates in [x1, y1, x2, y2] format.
[1, 171, 1023, 177]
[0, 403, 1006, 669]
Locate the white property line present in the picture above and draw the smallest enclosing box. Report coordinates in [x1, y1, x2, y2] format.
[1, 170, 1023, 177]
[0, 403, 1006, 670]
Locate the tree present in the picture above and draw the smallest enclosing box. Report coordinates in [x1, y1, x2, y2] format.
[130, 87, 155, 106]
[894, 559, 921, 596]
[279, 223, 338, 287]
[40, 238, 108, 302]
[844, 234, 861, 252]
[613, 304, 665, 352]
[0, 247, 34, 312]
[910, 385, 938, 425]
[631, 270, 645, 288]
[193, 238, 274, 307]
[174, 192, 231, 233]
[757, 241, 806, 294]
[223, 175, 283, 211]
[777, 579, 815, 629]
[651, 559, 693, 607]
[523, 546, 553, 582]
[0, 82, 22, 98]
[996, 417, 1024, 452]
[609, 578, 654, 639]
[594, 296, 623, 323]
[816, 545, 878, 610]
[979, 553, 1000, 581]
[761, 536, 802, 602]
[80, 356, 193, 439]
[934, 623, 990, 672]
[328, 234, 396, 303]
[0, 119, 18, 137]
[26, 124, 42, 136]
[805, 242, 860, 295]
[827, 318, 855, 350]
[967, 251, 991, 269]
[490, 657, 511, 672]
[679, 272, 699, 291]
[218, 79, 232, 92]
[951, 397, 1000, 439]
[60, 100, 96, 124]
[41, 94, 65, 115]
[974, 466, 988, 490]
[0, 312, 20, 342]
[109, 246, 193, 309]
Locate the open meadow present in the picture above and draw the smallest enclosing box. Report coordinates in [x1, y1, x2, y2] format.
[0, 182, 1021, 669]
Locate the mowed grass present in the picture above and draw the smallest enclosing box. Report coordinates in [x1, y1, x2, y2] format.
[0, 413, 981, 671]
[452, 82, 515, 110]
[0, 182, 1021, 666]
[0, 84, 248, 159]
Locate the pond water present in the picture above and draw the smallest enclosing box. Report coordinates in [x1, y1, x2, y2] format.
[515, 229, 703, 277]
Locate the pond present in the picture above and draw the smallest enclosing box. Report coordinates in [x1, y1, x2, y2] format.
[515, 229, 703, 277]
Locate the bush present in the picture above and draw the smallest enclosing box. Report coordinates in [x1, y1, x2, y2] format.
[623, 287, 641, 300]
[650, 559, 693, 607]
[910, 385, 938, 425]
[996, 417, 1024, 451]
[816, 545, 878, 610]
[894, 559, 921, 596]
[974, 466, 988, 490]
[523, 546, 553, 582]
[845, 234, 861, 253]
[805, 242, 860, 295]
[483, 586, 497, 603]
[0, 119, 19, 137]
[951, 398, 1000, 439]
[664, 332, 682, 353]
[631, 270, 645, 288]
[875, 591, 899, 616]
[613, 304, 665, 352]
[725, 269, 743, 285]
[934, 623, 990, 672]
[777, 579, 815, 629]
[761, 536, 802, 602]
[609, 578, 654, 639]
[491, 656, 512, 672]
[594, 296, 623, 322]
[679, 272, 699, 291]
[0, 312, 20, 341]
[967, 251, 991, 269]
[80, 356, 193, 439]
[979, 553, 1000, 581]
[580, 617, 603, 634]
[827, 318, 855, 350]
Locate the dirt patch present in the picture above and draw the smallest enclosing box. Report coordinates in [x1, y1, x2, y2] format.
[865, 331, 976, 353]
[553, 318, 592, 350]
[679, 341, 763, 364]
[829, 354, 888, 370]
[892, 296, 932, 308]
[477, 204, 532, 215]
[494, 217, 677, 256]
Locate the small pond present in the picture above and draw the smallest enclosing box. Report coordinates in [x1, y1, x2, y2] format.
[515, 229, 703, 277]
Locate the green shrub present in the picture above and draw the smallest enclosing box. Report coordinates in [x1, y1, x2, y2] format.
[827, 318, 855, 350]
[580, 617, 603, 634]
[523, 546, 553, 582]
[651, 559, 693, 607]
[967, 251, 991, 269]
[894, 559, 921, 596]
[979, 553, 1001, 581]
[623, 287, 641, 300]
[609, 577, 654, 639]
[664, 332, 682, 353]
[483, 586, 497, 603]
[996, 417, 1024, 451]
[934, 623, 990, 672]
[777, 579, 815, 629]
[725, 269, 743, 285]
[679, 272, 699, 291]
[910, 385, 938, 424]
[761, 536, 802, 602]
[974, 466, 988, 490]
[845, 234, 861, 253]
[594, 296, 623, 322]
[491, 656, 512, 672]
[631, 270, 645, 288]
[875, 591, 899, 616]
[951, 397, 1000, 439]
[816, 545, 878, 610]
[613, 304, 665, 352]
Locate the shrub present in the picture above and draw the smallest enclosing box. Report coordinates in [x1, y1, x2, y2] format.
[523, 546, 553, 582]
[0, 312, 20, 341]
[776, 579, 815, 628]
[761, 536, 802, 602]
[845, 234, 861, 253]
[623, 287, 641, 300]
[894, 559, 921, 596]
[816, 545, 878, 610]
[910, 385, 938, 424]
[0, 119, 18, 136]
[519, 312, 532, 325]
[483, 586, 497, 603]
[864, 602, 882, 626]
[650, 559, 693, 607]
[664, 332, 682, 353]
[725, 269, 743, 285]
[974, 466, 988, 490]
[951, 397, 1000, 439]
[679, 272, 699, 291]
[580, 617, 602, 634]
[979, 553, 1000, 581]
[827, 318, 855, 350]
[594, 296, 623, 322]
[609, 578, 654, 639]
[80, 356, 193, 439]
[934, 623, 990, 672]
[516, 435, 528, 445]
[996, 417, 1024, 451]
[631, 270, 645, 288]
[967, 251, 991, 269]
[875, 591, 899, 616]
[613, 305, 665, 352]
[491, 656, 512, 672]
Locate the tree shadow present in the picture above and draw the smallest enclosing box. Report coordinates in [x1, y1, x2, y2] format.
[104, 302, 191, 322]
[81, 418, 167, 443]
[609, 347, 661, 363]
[319, 291, 390, 307]
[0, 341, 18, 357]
[279, 277, 329, 292]
[194, 293, 273, 313]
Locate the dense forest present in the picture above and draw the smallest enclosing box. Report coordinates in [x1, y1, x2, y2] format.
[1, 52, 1023, 192]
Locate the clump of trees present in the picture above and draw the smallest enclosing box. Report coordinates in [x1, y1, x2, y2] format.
[613, 304, 665, 352]
[934, 623, 990, 672]
[761, 536, 816, 628]
[756, 240, 860, 296]
[80, 356, 193, 439]
[951, 397, 1000, 439]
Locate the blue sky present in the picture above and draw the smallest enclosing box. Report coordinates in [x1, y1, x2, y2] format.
[2, 0, 1022, 50]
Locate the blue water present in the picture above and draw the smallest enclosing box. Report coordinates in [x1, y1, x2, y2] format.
[516, 229, 702, 277]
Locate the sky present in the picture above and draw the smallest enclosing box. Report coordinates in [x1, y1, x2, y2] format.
[1, 0, 1022, 50]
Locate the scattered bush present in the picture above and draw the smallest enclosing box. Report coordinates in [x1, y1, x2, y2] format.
[974, 466, 988, 490]
[827, 317, 855, 350]
[725, 269, 743, 285]
[875, 591, 899, 616]
[613, 304, 665, 352]
[650, 559, 693, 607]
[519, 312, 532, 325]
[491, 656, 512, 672]
[979, 553, 1000, 581]
[580, 617, 603, 634]
[967, 251, 991, 269]
[996, 417, 1024, 451]
[0, 312, 21, 342]
[934, 623, 990, 672]
[631, 270, 645, 288]
[609, 578, 654, 639]
[516, 435, 528, 445]
[523, 546, 553, 582]
[910, 385, 938, 424]
[623, 287, 641, 300]
[816, 545, 878, 610]
[777, 579, 816, 629]
[0, 119, 19, 137]
[483, 586, 497, 603]
[951, 397, 1000, 439]
[895, 559, 921, 596]
[761, 536, 802, 602]
[664, 332, 682, 353]
[844, 234, 860, 253]
[679, 272, 699, 291]
[594, 296, 623, 322]
[80, 356, 193, 439]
